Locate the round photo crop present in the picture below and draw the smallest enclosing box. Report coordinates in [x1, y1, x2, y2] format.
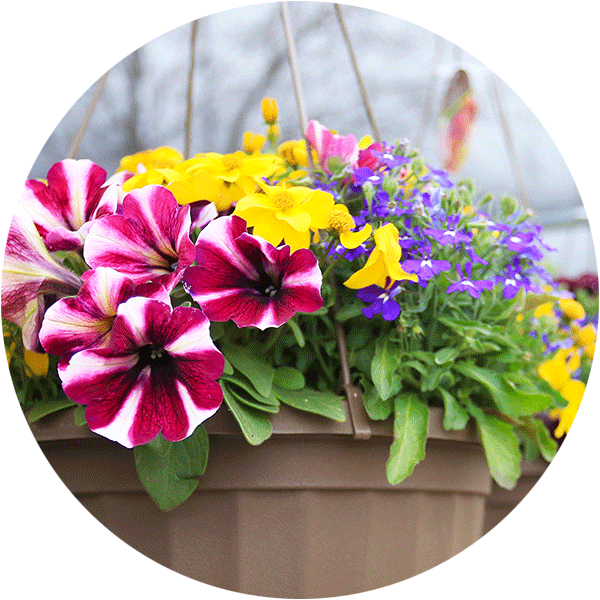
[3, 2, 598, 597]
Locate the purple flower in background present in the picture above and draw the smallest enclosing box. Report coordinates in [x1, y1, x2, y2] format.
[446, 262, 494, 298]
[422, 165, 454, 188]
[371, 151, 410, 170]
[424, 214, 472, 246]
[357, 280, 402, 321]
[353, 167, 384, 186]
[494, 262, 527, 299]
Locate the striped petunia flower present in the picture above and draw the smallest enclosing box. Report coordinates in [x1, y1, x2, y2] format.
[84, 185, 195, 292]
[20, 159, 119, 251]
[183, 215, 323, 329]
[1, 204, 82, 351]
[39, 267, 170, 358]
[59, 297, 224, 448]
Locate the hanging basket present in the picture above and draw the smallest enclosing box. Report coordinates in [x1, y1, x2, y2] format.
[30, 402, 491, 598]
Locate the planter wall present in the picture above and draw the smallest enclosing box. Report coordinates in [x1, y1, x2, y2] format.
[483, 459, 549, 534]
[30, 404, 491, 598]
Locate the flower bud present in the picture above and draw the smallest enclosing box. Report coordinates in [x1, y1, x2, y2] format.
[382, 176, 399, 198]
[261, 97, 279, 125]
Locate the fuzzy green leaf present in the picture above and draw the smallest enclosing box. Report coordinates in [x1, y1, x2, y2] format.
[222, 384, 273, 445]
[273, 366, 306, 390]
[438, 388, 470, 430]
[386, 394, 429, 484]
[371, 337, 401, 401]
[272, 385, 346, 421]
[134, 426, 209, 511]
[27, 397, 77, 423]
[221, 343, 275, 398]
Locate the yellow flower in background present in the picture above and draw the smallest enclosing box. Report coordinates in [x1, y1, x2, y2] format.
[558, 298, 586, 321]
[572, 322, 596, 348]
[358, 135, 374, 149]
[552, 379, 586, 438]
[261, 97, 278, 124]
[533, 301, 556, 319]
[233, 180, 334, 251]
[23, 348, 49, 377]
[326, 205, 372, 249]
[119, 146, 184, 173]
[243, 131, 266, 155]
[278, 139, 317, 167]
[344, 223, 418, 289]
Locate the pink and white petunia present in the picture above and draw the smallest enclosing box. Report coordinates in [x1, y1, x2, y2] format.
[1, 204, 82, 351]
[59, 297, 224, 448]
[305, 120, 360, 173]
[39, 266, 170, 358]
[84, 185, 195, 292]
[20, 159, 118, 251]
[183, 215, 323, 329]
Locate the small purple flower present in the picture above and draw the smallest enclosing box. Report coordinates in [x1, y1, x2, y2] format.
[357, 281, 402, 321]
[422, 165, 454, 188]
[446, 262, 494, 298]
[371, 151, 410, 170]
[353, 167, 384, 186]
[403, 248, 452, 288]
[424, 214, 472, 246]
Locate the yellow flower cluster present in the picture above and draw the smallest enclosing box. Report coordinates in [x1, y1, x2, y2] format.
[536, 298, 596, 437]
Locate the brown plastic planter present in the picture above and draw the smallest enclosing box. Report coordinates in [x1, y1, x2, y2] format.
[483, 458, 549, 534]
[30, 402, 491, 598]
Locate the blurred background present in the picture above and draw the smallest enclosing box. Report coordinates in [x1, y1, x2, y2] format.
[29, 1, 595, 279]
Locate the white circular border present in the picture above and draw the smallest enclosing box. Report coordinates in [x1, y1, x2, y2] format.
[2, 1, 598, 598]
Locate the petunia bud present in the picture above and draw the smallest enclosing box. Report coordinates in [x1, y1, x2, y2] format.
[382, 176, 399, 199]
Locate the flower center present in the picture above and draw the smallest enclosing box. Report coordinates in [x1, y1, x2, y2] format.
[327, 208, 354, 233]
[272, 190, 295, 210]
[221, 154, 242, 171]
[138, 344, 172, 369]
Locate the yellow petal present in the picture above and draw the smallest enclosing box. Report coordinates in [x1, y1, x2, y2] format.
[340, 224, 372, 249]
[276, 206, 311, 232]
[558, 298, 586, 320]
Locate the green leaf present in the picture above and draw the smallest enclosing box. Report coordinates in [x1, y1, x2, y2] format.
[438, 388, 470, 430]
[475, 414, 522, 490]
[272, 385, 346, 421]
[222, 357, 234, 376]
[222, 384, 272, 445]
[518, 416, 558, 462]
[362, 380, 393, 421]
[225, 383, 280, 414]
[334, 303, 363, 322]
[455, 363, 552, 418]
[222, 374, 279, 407]
[434, 347, 460, 365]
[222, 343, 275, 398]
[287, 318, 305, 347]
[273, 366, 306, 390]
[27, 397, 77, 423]
[134, 426, 209, 511]
[386, 394, 429, 484]
[74, 405, 87, 426]
[371, 337, 401, 401]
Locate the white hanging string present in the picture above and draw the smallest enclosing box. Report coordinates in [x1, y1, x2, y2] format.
[185, 19, 199, 159]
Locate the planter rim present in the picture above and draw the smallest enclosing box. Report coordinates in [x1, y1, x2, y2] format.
[28, 402, 480, 444]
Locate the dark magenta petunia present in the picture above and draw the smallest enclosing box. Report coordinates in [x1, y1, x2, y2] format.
[183, 215, 323, 329]
[84, 185, 195, 292]
[39, 266, 170, 358]
[59, 297, 224, 448]
[20, 159, 119, 251]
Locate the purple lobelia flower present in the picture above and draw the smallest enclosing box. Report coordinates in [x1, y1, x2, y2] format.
[59, 297, 224, 448]
[422, 165, 454, 188]
[402, 246, 452, 288]
[183, 215, 323, 329]
[19, 159, 119, 252]
[357, 280, 402, 321]
[423, 214, 472, 246]
[84, 185, 195, 292]
[446, 262, 494, 298]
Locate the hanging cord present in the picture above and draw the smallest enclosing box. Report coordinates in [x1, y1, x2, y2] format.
[185, 19, 199, 159]
[279, 2, 313, 168]
[334, 3, 381, 143]
[487, 73, 530, 208]
[67, 71, 110, 159]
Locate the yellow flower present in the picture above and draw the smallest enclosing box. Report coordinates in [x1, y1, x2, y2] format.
[358, 135, 374, 149]
[326, 205, 372, 249]
[572, 322, 596, 348]
[233, 180, 335, 251]
[533, 301, 556, 319]
[261, 97, 278, 125]
[278, 139, 317, 167]
[23, 348, 49, 377]
[537, 352, 571, 391]
[552, 379, 586, 438]
[343, 223, 418, 289]
[119, 146, 184, 173]
[558, 298, 585, 320]
[243, 131, 266, 155]
[164, 151, 283, 212]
